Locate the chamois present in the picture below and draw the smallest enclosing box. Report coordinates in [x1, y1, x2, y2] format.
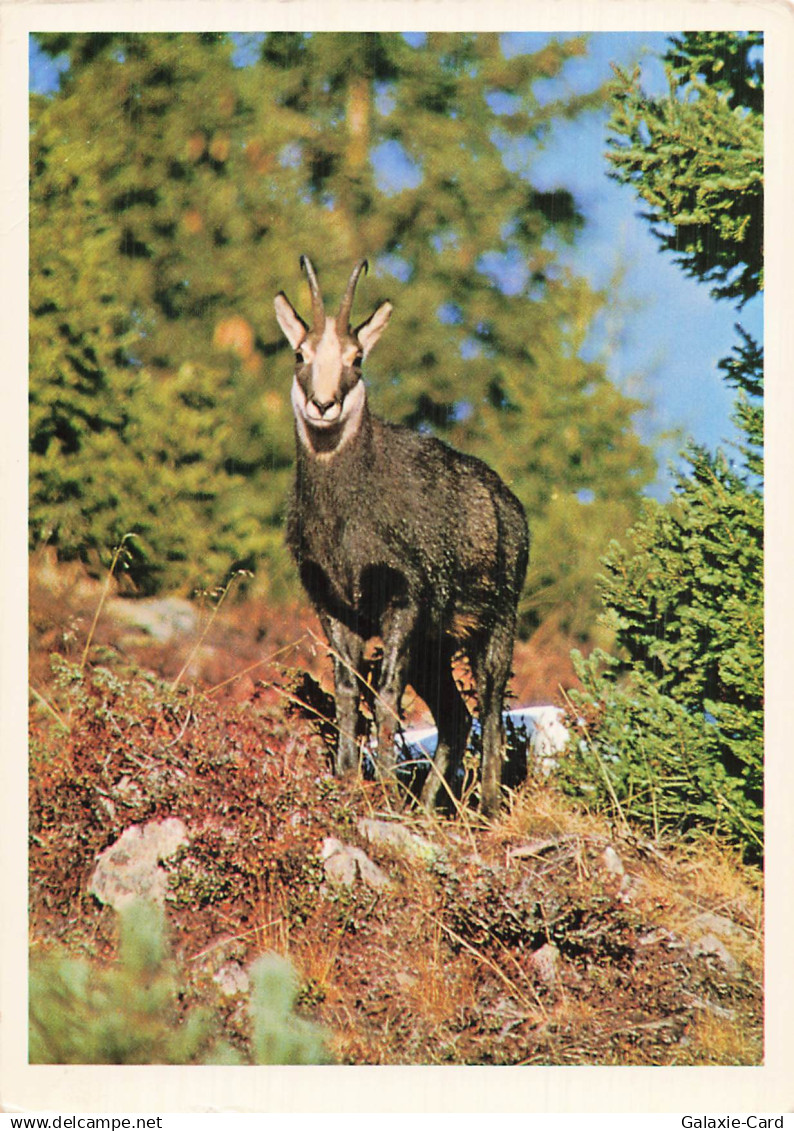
[275, 256, 529, 815]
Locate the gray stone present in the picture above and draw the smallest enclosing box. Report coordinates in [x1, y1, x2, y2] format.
[89, 818, 188, 910]
[602, 845, 626, 877]
[356, 818, 437, 863]
[690, 933, 740, 976]
[530, 942, 560, 984]
[690, 996, 738, 1021]
[618, 873, 644, 903]
[107, 596, 198, 644]
[213, 963, 250, 998]
[321, 837, 391, 889]
[506, 838, 558, 861]
[693, 911, 752, 943]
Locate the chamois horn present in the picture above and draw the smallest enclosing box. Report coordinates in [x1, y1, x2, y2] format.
[337, 258, 369, 331]
[300, 255, 325, 328]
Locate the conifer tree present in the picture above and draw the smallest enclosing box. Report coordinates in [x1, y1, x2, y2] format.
[29, 900, 330, 1064]
[565, 33, 763, 859]
[607, 31, 762, 304]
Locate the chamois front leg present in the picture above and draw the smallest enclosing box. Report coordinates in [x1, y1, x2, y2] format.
[320, 613, 365, 776]
[373, 602, 418, 779]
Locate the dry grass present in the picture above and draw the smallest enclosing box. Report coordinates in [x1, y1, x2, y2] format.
[28, 552, 764, 1067]
[678, 1007, 763, 1066]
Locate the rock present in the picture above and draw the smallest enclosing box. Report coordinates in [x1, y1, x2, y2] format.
[394, 970, 417, 990]
[687, 914, 751, 977]
[106, 596, 198, 644]
[530, 942, 560, 984]
[692, 911, 752, 943]
[213, 962, 250, 998]
[690, 933, 740, 976]
[89, 818, 188, 910]
[321, 837, 391, 889]
[506, 838, 559, 861]
[690, 996, 738, 1021]
[602, 845, 626, 877]
[618, 873, 643, 902]
[356, 818, 437, 863]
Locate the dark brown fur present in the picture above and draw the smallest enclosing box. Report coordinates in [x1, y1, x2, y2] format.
[278, 260, 529, 815]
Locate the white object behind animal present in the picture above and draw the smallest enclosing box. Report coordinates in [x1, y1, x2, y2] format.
[399, 705, 569, 777]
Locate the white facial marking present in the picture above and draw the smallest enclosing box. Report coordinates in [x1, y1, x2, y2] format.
[310, 319, 345, 408]
[292, 374, 365, 459]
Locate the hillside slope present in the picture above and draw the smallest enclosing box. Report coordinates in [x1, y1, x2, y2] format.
[28, 558, 762, 1066]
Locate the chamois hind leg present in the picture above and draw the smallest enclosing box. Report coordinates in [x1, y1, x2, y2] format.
[411, 639, 471, 812]
[320, 613, 365, 776]
[472, 617, 516, 817]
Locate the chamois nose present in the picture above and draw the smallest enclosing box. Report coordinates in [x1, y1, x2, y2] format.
[311, 395, 337, 415]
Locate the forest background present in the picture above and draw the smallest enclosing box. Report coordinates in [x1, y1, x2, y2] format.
[28, 31, 757, 628]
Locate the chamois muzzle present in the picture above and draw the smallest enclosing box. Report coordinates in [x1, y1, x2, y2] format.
[306, 393, 342, 425]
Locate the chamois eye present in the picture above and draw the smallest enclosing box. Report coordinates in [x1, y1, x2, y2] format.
[352, 353, 363, 368]
[294, 350, 305, 363]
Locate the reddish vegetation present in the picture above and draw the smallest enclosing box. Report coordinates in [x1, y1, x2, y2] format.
[28, 554, 763, 1066]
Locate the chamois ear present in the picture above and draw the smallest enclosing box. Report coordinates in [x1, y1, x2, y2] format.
[355, 301, 393, 357]
[274, 292, 308, 350]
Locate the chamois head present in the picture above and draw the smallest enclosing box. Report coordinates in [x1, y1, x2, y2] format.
[275, 257, 392, 455]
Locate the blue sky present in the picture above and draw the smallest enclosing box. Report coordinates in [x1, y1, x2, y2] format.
[508, 31, 763, 491]
[29, 32, 763, 497]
